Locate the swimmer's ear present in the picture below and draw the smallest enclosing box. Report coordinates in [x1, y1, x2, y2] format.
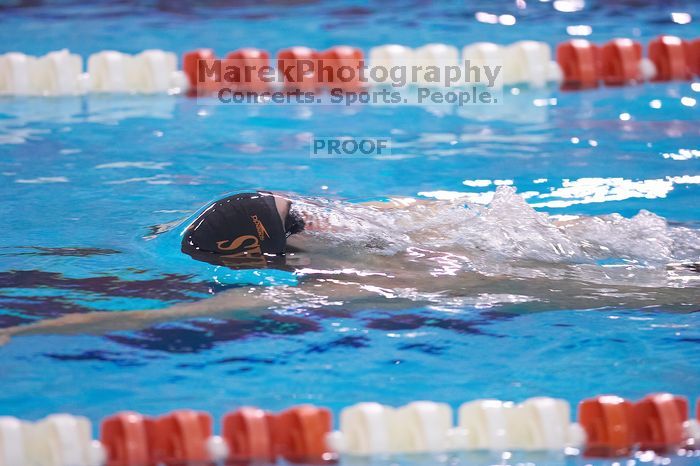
[285, 207, 306, 236]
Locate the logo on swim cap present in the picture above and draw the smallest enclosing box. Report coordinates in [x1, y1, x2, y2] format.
[215, 234, 267, 268]
[250, 214, 270, 241]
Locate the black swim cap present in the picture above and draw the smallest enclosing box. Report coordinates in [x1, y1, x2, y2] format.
[181, 191, 288, 268]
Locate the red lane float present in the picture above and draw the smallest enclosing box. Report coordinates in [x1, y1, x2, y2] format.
[556, 39, 599, 89]
[182, 49, 219, 94]
[222, 407, 275, 463]
[600, 39, 643, 85]
[100, 412, 151, 466]
[225, 48, 270, 92]
[648, 35, 691, 81]
[578, 396, 635, 457]
[274, 405, 334, 463]
[149, 410, 213, 464]
[277, 47, 319, 91]
[686, 38, 700, 77]
[633, 393, 688, 452]
[318, 46, 365, 91]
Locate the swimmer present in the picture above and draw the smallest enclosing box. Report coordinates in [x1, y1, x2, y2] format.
[179, 190, 433, 270]
[1, 188, 699, 343]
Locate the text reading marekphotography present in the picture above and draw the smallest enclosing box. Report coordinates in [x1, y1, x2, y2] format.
[194, 58, 504, 106]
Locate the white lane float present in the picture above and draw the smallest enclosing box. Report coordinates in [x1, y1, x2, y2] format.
[462, 42, 503, 63]
[326, 402, 397, 455]
[329, 398, 585, 456]
[370, 41, 563, 89]
[1, 49, 186, 96]
[0, 414, 107, 466]
[34, 49, 87, 96]
[458, 399, 515, 450]
[87, 49, 188, 94]
[0, 50, 87, 96]
[87, 51, 132, 93]
[503, 41, 562, 88]
[131, 49, 188, 93]
[511, 397, 586, 451]
[394, 401, 454, 453]
[368, 44, 414, 68]
[368, 44, 414, 86]
[30, 414, 106, 466]
[0, 416, 31, 466]
[414, 44, 460, 86]
[461, 42, 504, 88]
[457, 397, 585, 451]
[329, 401, 458, 456]
[0, 52, 38, 95]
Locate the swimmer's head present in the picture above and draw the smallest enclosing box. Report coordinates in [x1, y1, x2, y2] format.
[181, 191, 304, 268]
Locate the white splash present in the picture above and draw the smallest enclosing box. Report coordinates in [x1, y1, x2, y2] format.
[291, 186, 700, 288]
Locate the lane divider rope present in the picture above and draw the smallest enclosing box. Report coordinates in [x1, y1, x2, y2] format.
[0, 393, 698, 465]
[1, 35, 698, 97]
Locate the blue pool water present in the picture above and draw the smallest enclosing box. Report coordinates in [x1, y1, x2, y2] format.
[0, 0, 699, 457]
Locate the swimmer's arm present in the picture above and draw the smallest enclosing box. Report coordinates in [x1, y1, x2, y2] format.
[0, 293, 255, 339]
[0, 283, 301, 341]
[0, 276, 417, 342]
